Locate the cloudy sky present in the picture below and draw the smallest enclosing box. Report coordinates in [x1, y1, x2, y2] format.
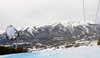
[0, 0, 100, 31]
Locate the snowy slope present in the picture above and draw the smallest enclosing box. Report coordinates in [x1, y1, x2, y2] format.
[0, 46, 100, 58]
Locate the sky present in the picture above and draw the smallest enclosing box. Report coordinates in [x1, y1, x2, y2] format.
[0, 0, 100, 31]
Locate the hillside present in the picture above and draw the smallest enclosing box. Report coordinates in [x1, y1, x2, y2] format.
[0, 46, 100, 58]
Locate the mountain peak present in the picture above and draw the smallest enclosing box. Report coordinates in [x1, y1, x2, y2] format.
[60, 19, 95, 27]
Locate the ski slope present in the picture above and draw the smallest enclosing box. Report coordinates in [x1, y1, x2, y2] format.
[0, 46, 100, 58]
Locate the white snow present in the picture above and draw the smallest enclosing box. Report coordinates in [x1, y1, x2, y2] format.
[22, 26, 37, 35]
[61, 20, 86, 27]
[61, 19, 94, 27]
[0, 46, 100, 58]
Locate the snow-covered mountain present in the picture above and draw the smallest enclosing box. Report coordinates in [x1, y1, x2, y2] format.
[0, 46, 100, 58]
[21, 20, 99, 39]
[53, 20, 94, 27]
[22, 20, 96, 36]
[0, 20, 99, 50]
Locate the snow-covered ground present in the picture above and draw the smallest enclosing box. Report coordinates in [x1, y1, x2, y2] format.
[0, 46, 100, 58]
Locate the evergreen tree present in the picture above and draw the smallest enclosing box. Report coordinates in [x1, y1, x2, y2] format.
[97, 38, 100, 45]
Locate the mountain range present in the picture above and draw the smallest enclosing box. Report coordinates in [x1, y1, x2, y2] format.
[0, 20, 99, 50]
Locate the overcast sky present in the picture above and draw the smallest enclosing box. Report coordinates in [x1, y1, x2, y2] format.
[0, 0, 100, 31]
